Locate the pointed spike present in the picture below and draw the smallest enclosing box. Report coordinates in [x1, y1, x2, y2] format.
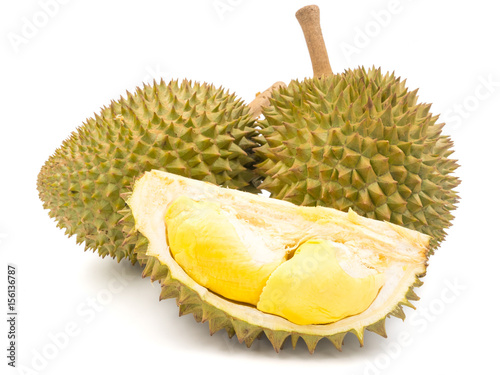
[141, 257, 155, 278]
[301, 335, 322, 354]
[208, 317, 230, 336]
[351, 327, 365, 347]
[291, 333, 300, 349]
[177, 286, 200, 306]
[232, 320, 263, 348]
[264, 330, 290, 353]
[413, 277, 424, 288]
[327, 332, 347, 351]
[406, 287, 420, 301]
[159, 283, 179, 301]
[201, 303, 224, 323]
[366, 318, 387, 338]
[400, 298, 416, 309]
[150, 260, 169, 282]
[225, 325, 236, 339]
[389, 305, 406, 320]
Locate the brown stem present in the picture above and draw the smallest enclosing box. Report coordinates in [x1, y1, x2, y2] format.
[248, 81, 286, 119]
[295, 5, 333, 78]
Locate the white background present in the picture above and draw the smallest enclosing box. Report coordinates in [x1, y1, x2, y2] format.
[1, 0, 499, 374]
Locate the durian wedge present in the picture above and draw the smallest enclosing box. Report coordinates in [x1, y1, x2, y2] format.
[126, 170, 429, 352]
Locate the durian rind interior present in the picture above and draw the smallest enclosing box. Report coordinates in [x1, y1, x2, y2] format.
[128, 170, 429, 334]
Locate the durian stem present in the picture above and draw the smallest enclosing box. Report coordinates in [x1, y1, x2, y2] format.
[248, 81, 286, 119]
[295, 5, 333, 78]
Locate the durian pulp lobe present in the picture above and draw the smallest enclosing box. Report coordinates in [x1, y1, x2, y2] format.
[257, 239, 384, 325]
[165, 196, 286, 305]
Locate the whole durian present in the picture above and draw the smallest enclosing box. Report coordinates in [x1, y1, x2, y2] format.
[255, 7, 459, 250]
[37, 79, 260, 263]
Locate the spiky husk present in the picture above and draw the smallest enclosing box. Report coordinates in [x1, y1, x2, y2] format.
[255, 67, 460, 250]
[37, 79, 260, 263]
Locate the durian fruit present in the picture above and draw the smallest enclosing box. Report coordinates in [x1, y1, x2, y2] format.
[127, 169, 430, 353]
[257, 239, 385, 325]
[255, 6, 460, 250]
[37, 79, 260, 263]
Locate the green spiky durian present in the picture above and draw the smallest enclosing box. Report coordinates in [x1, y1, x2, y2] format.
[37, 79, 260, 263]
[255, 67, 460, 250]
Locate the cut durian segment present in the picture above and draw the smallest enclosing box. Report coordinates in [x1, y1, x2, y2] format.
[165, 196, 286, 305]
[128, 170, 429, 335]
[257, 239, 384, 325]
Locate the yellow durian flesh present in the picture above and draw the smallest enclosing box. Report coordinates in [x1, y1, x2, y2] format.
[166, 196, 385, 324]
[165, 196, 286, 305]
[257, 239, 384, 325]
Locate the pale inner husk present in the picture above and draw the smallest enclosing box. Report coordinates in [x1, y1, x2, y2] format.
[128, 170, 429, 334]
